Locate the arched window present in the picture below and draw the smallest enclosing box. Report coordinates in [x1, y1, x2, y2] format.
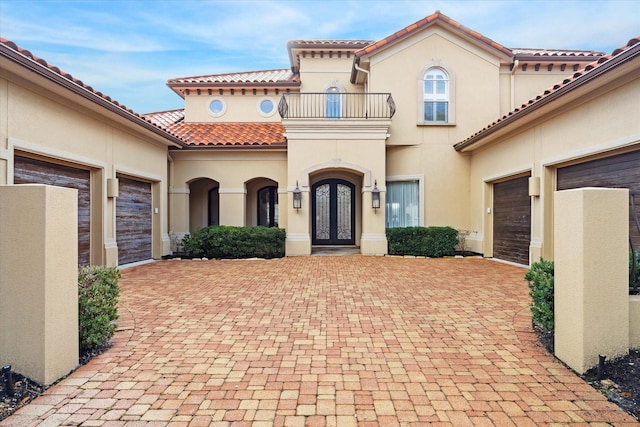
[257, 186, 278, 227]
[423, 68, 449, 123]
[326, 86, 341, 119]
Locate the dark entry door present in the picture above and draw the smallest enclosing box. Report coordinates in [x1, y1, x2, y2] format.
[312, 179, 355, 245]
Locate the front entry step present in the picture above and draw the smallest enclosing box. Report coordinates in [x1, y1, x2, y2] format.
[311, 246, 360, 256]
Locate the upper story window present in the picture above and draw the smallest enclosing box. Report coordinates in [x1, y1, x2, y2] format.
[326, 86, 341, 119]
[259, 99, 274, 115]
[423, 67, 449, 123]
[208, 98, 226, 118]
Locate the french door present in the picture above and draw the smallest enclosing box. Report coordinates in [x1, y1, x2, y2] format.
[312, 179, 355, 245]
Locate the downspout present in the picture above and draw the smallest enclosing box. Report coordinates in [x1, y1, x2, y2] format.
[167, 153, 174, 252]
[510, 59, 519, 111]
[354, 62, 370, 93]
[354, 62, 370, 118]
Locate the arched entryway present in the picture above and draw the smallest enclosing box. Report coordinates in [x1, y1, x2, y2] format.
[188, 178, 219, 232]
[311, 178, 356, 245]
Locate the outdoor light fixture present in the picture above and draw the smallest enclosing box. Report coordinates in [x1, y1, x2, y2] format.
[293, 181, 302, 210]
[372, 180, 381, 210]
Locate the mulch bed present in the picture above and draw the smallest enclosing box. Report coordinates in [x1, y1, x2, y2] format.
[0, 345, 110, 421]
[535, 323, 639, 421]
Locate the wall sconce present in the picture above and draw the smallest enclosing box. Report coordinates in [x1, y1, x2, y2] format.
[372, 180, 380, 210]
[107, 178, 119, 198]
[293, 181, 302, 210]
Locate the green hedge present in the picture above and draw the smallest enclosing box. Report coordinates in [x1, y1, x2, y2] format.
[78, 266, 121, 352]
[386, 226, 458, 257]
[182, 226, 286, 259]
[524, 259, 555, 331]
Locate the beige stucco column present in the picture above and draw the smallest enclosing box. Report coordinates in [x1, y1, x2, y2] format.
[554, 187, 629, 374]
[0, 185, 79, 384]
[285, 184, 311, 256]
[219, 188, 246, 226]
[361, 185, 387, 255]
[170, 186, 190, 241]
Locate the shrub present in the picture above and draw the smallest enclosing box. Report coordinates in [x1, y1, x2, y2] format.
[182, 226, 286, 259]
[525, 259, 555, 331]
[78, 266, 121, 352]
[386, 226, 458, 257]
[630, 250, 640, 294]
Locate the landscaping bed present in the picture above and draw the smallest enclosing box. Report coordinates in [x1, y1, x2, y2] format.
[534, 325, 639, 421]
[0, 344, 110, 421]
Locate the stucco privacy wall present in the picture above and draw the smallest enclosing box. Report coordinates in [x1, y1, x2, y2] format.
[0, 185, 78, 385]
[0, 64, 172, 265]
[554, 188, 629, 374]
[465, 61, 640, 262]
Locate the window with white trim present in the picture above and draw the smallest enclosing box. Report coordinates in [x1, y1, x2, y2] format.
[385, 180, 420, 228]
[423, 67, 449, 123]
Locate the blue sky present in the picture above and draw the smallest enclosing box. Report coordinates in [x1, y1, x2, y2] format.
[0, 0, 637, 113]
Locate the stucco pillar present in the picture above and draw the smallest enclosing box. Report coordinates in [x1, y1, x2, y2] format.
[0, 185, 79, 385]
[170, 187, 190, 245]
[361, 188, 387, 255]
[285, 187, 311, 256]
[218, 190, 246, 226]
[554, 187, 629, 374]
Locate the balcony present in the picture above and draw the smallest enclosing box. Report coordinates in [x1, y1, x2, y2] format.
[278, 93, 396, 120]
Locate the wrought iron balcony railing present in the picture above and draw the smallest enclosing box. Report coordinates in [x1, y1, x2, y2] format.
[278, 93, 396, 119]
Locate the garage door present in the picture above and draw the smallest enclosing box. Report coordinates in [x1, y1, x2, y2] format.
[493, 175, 531, 265]
[13, 155, 91, 266]
[557, 149, 640, 247]
[116, 176, 152, 265]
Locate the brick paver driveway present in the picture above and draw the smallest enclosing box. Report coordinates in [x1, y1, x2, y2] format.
[3, 257, 638, 426]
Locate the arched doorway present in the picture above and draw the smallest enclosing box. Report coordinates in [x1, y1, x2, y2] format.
[312, 178, 356, 245]
[188, 178, 219, 232]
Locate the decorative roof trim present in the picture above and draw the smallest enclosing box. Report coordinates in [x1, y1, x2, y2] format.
[354, 10, 512, 60]
[454, 37, 640, 152]
[0, 38, 185, 148]
[287, 40, 374, 73]
[351, 10, 513, 83]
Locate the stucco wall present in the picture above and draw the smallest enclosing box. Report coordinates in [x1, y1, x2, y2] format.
[169, 149, 287, 235]
[185, 93, 281, 123]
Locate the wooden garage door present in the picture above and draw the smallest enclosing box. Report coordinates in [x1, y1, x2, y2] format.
[557, 150, 640, 247]
[13, 156, 91, 266]
[493, 175, 531, 265]
[116, 177, 152, 265]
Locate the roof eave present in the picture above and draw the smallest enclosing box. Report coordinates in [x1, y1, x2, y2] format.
[171, 142, 287, 150]
[0, 43, 185, 148]
[167, 81, 300, 90]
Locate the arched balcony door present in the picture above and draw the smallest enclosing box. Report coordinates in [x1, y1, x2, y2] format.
[312, 179, 355, 245]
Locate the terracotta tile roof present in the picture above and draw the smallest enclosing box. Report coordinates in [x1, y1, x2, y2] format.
[161, 121, 286, 147]
[455, 37, 640, 152]
[0, 37, 185, 147]
[143, 109, 185, 127]
[287, 40, 374, 50]
[168, 68, 298, 86]
[355, 10, 513, 59]
[512, 48, 605, 58]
